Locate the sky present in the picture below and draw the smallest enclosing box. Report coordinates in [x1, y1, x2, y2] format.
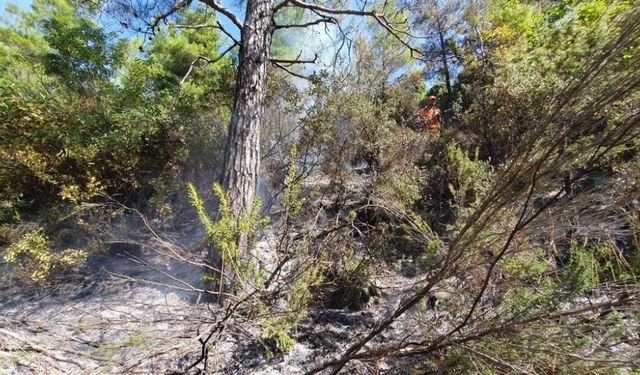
[0, 0, 242, 36]
[0, 0, 29, 11]
[0, 0, 286, 56]
[0, 0, 424, 86]
[0, 0, 244, 57]
[0, 0, 30, 20]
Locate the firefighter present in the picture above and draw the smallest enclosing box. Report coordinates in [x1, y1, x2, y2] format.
[421, 95, 443, 135]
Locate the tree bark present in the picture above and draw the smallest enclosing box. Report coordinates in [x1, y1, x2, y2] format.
[209, 0, 274, 297]
[437, 26, 453, 100]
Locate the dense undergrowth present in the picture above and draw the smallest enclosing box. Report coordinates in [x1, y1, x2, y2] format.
[1, 0, 639, 373]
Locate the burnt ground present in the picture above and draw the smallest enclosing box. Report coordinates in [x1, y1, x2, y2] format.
[4, 170, 634, 374]
[0, 226, 435, 375]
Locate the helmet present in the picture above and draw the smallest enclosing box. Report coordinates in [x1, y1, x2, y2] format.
[428, 95, 437, 103]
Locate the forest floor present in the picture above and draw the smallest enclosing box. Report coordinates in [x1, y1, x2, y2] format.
[3, 169, 636, 374]
[0, 221, 434, 374]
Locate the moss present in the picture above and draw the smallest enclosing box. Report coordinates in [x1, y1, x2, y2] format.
[92, 333, 148, 360]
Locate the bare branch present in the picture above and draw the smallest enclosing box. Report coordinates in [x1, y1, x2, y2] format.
[273, 0, 290, 13]
[214, 20, 241, 45]
[197, 0, 244, 31]
[285, 0, 425, 61]
[462, 345, 535, 375]
[149, 0, 192, 32]
[172, 20, 240, 45]
[0, 329, 89, 370]
[285, 0, 379, 16]
[180, 43, 238, 85]
[271, 53, 317, 65]
[172, 23, 217, 29]
[272, 61, 312, 80]
[274, 16, 337, 29]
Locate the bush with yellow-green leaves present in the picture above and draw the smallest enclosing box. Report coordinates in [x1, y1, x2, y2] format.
[2, 229, 87, 284]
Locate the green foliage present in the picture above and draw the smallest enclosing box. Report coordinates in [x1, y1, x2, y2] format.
[624, 202, 640, 276]
[446, 144, 492, 209]
[503, 248, 550, 281]
[335, 247, 373, 290]
[283, 145, 303, 217]
[375, 162, 426, 210]
[497, 248, 560, 316]
[188, 182, 269, 287]
[441, 143, 496, 242]
[2, 229, 86, 283]
[258, 147, 324, 355]
[563, 241, 600, 295]
[259, 258, 323, 357]
[562, 240, 600, 296]
[258, 327, 294, 359]
[501, 279, 559, 315]
[0, 0, 234, 220]
[188, 150, 320, 359]
[458, 0, 637, 162]
[41, 18, 125, 93]
[299, 40, 424, 194]
[0, 198, 23, 226]
[563, 239, 636, 296]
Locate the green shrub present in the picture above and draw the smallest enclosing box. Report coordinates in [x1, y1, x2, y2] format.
[258, 145, 324, 354]
[1, 1, 235, 221]
[446, 143, 492, 210]
[188, 182, 269, 288]
[562, 239, 638, 296]
[259, 259, 323, 357]
[2, 229, 87, 284]
[562, 240, 600, 296]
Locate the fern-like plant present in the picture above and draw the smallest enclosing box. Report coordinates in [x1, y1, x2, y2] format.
[187, 182, 269, 291]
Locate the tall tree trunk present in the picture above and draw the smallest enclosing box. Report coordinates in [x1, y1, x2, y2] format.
[437, 28, 453, 100]
[209, 0, 274, 298]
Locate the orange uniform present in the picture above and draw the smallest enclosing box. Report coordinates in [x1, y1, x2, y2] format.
[421, 106, 442, 133]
